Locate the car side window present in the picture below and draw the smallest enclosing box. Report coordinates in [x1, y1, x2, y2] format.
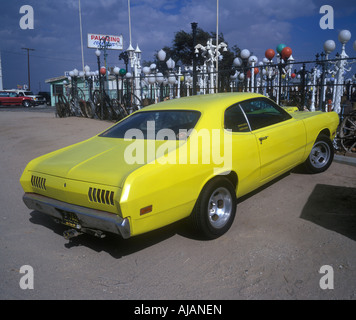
[225, 104, 250, 132]
[239, 98, 291, 131]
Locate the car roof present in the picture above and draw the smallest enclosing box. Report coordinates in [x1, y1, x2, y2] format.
[140, 92, 263, 113]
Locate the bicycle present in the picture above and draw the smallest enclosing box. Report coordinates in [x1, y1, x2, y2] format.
[339, 110, 356, 153]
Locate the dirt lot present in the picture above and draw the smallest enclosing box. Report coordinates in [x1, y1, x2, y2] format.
[1, 108, 356, 300]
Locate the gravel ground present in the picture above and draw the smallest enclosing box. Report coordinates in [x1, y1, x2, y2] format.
[1, 108, 356, 300]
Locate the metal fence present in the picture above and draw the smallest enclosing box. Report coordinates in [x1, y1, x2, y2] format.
[56, 56, 356, 153]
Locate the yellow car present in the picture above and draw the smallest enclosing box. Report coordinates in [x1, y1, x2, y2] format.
[20, 93, 339, 240]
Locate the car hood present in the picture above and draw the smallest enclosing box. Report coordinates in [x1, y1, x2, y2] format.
[29, 136, 180, 187]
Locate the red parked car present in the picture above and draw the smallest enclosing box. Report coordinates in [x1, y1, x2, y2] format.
[0, 91, 34, 107]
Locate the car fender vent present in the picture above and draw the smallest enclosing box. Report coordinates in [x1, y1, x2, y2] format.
[88, 187, 114, 206]
[31, 175, 46, 190]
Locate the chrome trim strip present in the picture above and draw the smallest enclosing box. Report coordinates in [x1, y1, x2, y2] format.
[23, 193, 131, 239]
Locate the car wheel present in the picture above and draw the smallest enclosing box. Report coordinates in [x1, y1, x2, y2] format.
[22, 100, 30, 108]
[304, 134, 334, 173]
[191, 177, 237, 239]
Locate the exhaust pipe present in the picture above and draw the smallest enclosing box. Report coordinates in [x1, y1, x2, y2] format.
[63, 228, 106, 240]
[63, 229, 83, 240]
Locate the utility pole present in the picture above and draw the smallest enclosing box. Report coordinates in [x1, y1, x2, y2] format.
[0, 51, 3, 91]
[191, 22, 198, 96]
[22, 47, 35, 90]
[78, 0, 85, 72]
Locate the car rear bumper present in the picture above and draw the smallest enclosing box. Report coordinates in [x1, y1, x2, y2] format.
[23, 193, 131, 239]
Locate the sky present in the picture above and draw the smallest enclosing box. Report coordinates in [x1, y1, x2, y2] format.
[0, 0, 355, 93]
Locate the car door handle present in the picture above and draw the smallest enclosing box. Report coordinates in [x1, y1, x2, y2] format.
[259, 136, 269, 144]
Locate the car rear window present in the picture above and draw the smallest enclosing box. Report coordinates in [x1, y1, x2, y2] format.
[100, 110, 201, 140]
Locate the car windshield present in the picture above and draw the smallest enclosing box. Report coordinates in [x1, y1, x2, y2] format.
[25, 91, 34, 95]
[100, 110, 201, 140]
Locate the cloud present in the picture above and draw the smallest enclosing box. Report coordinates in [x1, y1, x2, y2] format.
[0, 0, 355, 92]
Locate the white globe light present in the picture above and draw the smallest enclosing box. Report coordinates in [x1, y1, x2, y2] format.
[238, 73, 245, 80]
[113, 66, 120, 75]
[156, 73, 164, 83]
[150, 63, 157, 70]
[126, 72, 132, 78]
[148, 74, 156, 84]
[142, 66, 151, 75]
[158, 49, 166, 62]
[338, 30, 351, 44]
[166, 58, 175, 70]
[84, 65, 90, 73]
[248, 55, 258, 65]
[240, 49, 250, 59]
[168, 75, 176, 84]
[233, 57, 242, 67]
[95, 49, 101, 57]
[73, 69, 79, 77]
[324, 40, 336, 54]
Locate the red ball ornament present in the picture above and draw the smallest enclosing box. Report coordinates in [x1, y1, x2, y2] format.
[254, 68, 259, 75]
[291, 73, 296, 79]
[265, 49, 275, 60]
[100, 67, 106, 75]
[281, 47, 292, 60]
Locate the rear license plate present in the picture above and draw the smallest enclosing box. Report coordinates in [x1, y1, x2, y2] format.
[61, 211, 81, 228]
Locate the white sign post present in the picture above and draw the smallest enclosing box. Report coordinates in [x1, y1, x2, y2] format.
[87, 33, 123, 50]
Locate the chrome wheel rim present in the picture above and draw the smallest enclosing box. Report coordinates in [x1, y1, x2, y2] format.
[310, 141, 330, 169]
[208, 187, 232, 229]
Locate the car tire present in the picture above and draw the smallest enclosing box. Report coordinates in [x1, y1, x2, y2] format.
[190, 177, 237, 239]
[22, 100, 30, 108]
[304, 134, 334, 174]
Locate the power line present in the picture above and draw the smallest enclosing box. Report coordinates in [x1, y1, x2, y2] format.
[2, 49, 84, 63]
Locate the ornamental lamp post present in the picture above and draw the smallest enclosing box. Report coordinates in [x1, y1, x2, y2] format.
[240, 49, 251, 92]
[248, 55, 258, 93]
[85, 66, 94, 102]
[332, 30, 356, 114]
[264, 49, 275, 98]
[113, 66, 121, 102]
[195, 38, 228, 94]
[156, 72, 164, 102]
[232, 57, 242, 92]
[95, 49, 102, 93]
[157, 50, 168, 101]
[320, 40, 336, 110]
[126, 44, 142, 107]
[324, 30, 356, 113]
[166, 58, 176, 99]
